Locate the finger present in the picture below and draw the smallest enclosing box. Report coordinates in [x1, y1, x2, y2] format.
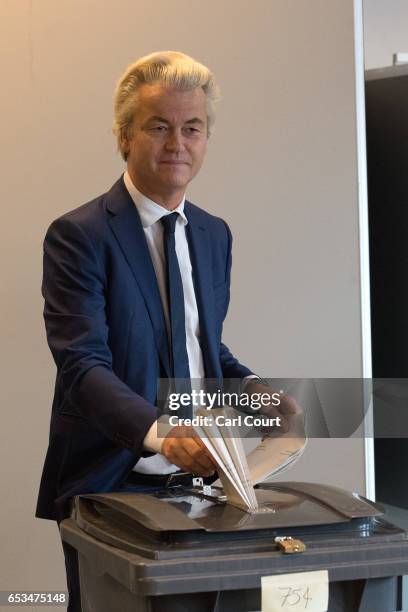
[279, 394, 301, 415]
[162, 434, 213, 470]
[172, 440, 215, 475]
[167, 424, 196, 439]
[262, 404, 290, 431]
[166, 442, 198, 472]
[192, 436, 218, 467]
[182, 439, 216, 472]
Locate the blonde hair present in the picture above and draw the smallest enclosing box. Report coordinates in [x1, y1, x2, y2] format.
[113, 51, 220, 160]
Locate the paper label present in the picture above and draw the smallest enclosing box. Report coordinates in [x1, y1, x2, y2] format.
[261, 570, 328, 612]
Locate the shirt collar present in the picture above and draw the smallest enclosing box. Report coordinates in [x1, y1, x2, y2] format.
[123, 170, 188, 228]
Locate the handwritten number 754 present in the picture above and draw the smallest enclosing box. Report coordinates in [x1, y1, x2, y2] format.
[278, 586, 313, 608]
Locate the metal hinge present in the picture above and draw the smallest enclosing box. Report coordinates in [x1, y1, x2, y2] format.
[192, 477, 213, 497]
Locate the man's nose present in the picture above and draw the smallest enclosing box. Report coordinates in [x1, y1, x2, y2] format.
[165, 129, 184, 152]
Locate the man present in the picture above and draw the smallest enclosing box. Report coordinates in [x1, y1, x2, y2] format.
[36, 51, 293, 610]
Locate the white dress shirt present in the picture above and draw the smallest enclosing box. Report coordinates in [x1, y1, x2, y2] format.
[123, 171, 205, 474]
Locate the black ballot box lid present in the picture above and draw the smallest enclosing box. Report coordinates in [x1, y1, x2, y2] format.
[72, 481, 387, 557]
[60, 482, 408, 600]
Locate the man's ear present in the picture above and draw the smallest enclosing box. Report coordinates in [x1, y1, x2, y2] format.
[120, 127, 131, 156]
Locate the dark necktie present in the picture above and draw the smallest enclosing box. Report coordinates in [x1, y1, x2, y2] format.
[161, 213, 192, 418]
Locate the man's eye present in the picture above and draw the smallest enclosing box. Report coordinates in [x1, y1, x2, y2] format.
[150, 125, 167, 132]
[185, 127, 200, 134]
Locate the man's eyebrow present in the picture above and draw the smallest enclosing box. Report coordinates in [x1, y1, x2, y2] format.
[185, 117, 206, 126]
[146, 115, 170, 124]
[145, 116, 206, 126]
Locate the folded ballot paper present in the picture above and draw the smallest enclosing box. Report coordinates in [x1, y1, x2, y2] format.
[193, 407, 306, 513]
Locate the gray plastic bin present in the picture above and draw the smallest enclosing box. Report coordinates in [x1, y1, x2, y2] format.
[60, 482, 408, 611]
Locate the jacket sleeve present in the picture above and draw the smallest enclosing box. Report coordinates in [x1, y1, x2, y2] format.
[218, 221, 254, 380]
[42, 216, 158, 451]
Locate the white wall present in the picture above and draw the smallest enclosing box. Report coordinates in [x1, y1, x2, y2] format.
[364, 0, 408, 69]
[0, 0, 367, 604]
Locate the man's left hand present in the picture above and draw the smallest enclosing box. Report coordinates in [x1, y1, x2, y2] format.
[244, 381, 301, 435]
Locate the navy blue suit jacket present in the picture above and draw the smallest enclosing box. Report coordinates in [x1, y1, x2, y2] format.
[36, 176, 253, 521]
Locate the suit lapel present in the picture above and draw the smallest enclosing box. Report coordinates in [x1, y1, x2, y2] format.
[185, 203, 220, 378]
[106, 178, 171, 377]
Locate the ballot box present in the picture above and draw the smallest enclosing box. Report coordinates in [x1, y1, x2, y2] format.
[60, 482, 408, 611]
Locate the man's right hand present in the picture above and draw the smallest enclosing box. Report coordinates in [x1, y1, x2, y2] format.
[161, 425, 217, 477]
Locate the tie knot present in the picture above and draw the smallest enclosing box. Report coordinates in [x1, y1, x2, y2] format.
[161, 212, 179, 235]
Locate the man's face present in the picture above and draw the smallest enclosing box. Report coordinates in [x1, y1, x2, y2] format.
[124, 83, 208, 208]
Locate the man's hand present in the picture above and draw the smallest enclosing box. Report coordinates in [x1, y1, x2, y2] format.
[161, 425, 217, 477]
[244, 381, 301, 435]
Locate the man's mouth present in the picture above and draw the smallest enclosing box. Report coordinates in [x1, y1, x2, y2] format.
[160, 160, 189, 165]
